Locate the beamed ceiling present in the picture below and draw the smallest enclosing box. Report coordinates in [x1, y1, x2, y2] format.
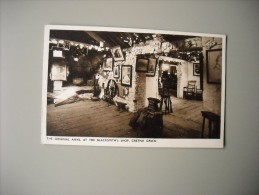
[50, 30, 197, 49]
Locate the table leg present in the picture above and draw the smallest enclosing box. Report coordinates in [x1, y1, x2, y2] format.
[201, 117, 205, 138]
[209, 120, 212, 138]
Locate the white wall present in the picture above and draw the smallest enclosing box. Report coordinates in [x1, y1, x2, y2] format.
[145, 74, 159, 106]
[1, 1, 259, 195]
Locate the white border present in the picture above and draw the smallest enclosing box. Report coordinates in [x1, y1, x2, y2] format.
[41, 25, 226, 148]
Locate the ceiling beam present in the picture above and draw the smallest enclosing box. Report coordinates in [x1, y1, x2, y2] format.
[97, 32, 118, 47]
[85, 32, 112, 48]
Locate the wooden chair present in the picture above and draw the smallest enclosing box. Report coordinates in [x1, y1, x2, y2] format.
[201, 111, 220, 138]
[183, 80, 196, 99]
[195, 88, 203, 100]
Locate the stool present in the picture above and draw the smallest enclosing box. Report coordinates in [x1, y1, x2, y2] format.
[201, 111, 220, 138]
[160, 95, 173, 114]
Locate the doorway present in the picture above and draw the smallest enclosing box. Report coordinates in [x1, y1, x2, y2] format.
[158, 61, 178, 97]
[169, 65, 177, 97]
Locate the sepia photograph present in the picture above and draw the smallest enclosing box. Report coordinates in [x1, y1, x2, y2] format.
[206, 49, 222, 84]
[113, 65, 120, 78]
[111, 46, 124, 61]
[193, 63, 200, 76]
[103, 57, 113, 71]
[41, 25, 226, 148]
[136, 57, 149, 72]
[121, 65, 132, 87]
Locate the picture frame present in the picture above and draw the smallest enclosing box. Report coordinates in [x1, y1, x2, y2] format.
[81, 47, 88, 56]
[57, 40, 64, 48]
[52, 49, 64, 58]
[111, 46, 124, 61]
[113, 65, 120, 78]
[206, 49, 222, 84]
[136, 57, 149, 73]
[50, 62, 68, 81]
[63, 40, 70, 50]
[121, 65, 132, 87]
[146, 58, 157, 77]
[193, 63, 200, 76]
[103, 57, 113, 71]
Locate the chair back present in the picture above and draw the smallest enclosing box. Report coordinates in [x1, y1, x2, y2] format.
[187, 80, 196, 92]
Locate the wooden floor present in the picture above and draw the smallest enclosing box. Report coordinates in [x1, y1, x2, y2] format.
[47, 96, 204, 138]
[163, 97, 203, 138]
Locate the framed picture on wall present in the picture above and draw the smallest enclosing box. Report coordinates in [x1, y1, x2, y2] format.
[113, 65, 120, 78]
[63, 40, 70, 50]
[57, 40, 64, 48]
[103, 57, 113, 71]
[111, 46, 124, 61]
[146, 58, 157, 77]
[121, 65, 132, 87]
[50, 62, 68, 81]
[81, 47, 88, 56]
[136, 57, 148, 72]
[206, 49, 222, 84]
[193, 63, 200, 76]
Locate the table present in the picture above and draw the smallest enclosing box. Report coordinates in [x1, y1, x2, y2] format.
[201, 111, 220, 138]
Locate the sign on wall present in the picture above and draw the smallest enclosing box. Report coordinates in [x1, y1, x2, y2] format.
[50, 63, 68, 81]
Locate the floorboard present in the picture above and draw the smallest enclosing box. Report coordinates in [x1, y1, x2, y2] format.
[47, 96, 209, 138]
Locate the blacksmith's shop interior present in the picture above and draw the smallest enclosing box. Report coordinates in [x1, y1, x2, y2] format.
[46, 29, 223, 139]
